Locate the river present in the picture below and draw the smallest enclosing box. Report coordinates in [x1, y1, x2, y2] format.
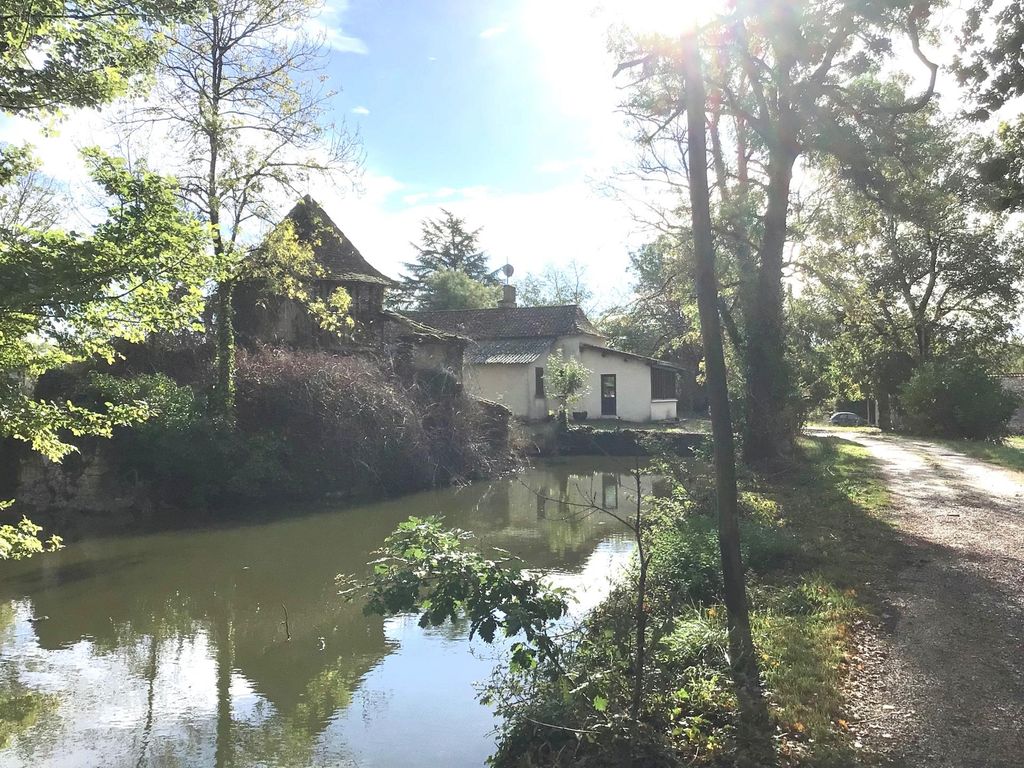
[0, 458, 652, 767]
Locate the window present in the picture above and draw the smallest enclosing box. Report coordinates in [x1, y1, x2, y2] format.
[535, 366, 545, 398]
[651, 367, 676, 400]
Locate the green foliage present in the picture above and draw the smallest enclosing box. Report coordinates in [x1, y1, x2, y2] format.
[0, 0, 198, 114]
[136, 0, 364, 420]
[799, 110, 1024, 411]
[249, 215, 353, 335]
[0, 510, 62, 561]
[956, 0, 1024, 119]
[0, 149, 210, 462]
[899, 359, 1019, 439]
[600, 238, 700, 361]
[402, 210, 496, 307]
[490, 437, 898, 767]
[518, 260, 594, 310]
[418, 269, 499, 310]
[977, 116, 1024, 213]
[353, 516, 569, 670]
[545, 351, 590, 421]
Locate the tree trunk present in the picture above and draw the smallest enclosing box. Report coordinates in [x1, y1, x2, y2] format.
[214, 617, 233, 768]
[213, 280, 236, 425]
[682, 35, 773, 763]
[742, 138, 798, 467]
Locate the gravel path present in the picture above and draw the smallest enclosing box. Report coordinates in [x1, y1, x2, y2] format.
[831, 433, 1024, 767]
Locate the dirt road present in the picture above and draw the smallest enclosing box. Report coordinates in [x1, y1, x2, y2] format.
[827, 432, 1024, 767]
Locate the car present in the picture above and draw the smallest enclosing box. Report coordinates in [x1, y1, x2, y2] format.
[829, 411, 866, 426]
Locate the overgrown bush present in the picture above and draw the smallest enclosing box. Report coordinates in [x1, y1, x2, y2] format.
[899, 358, 1019, 439]
[80, 348, 514, 509]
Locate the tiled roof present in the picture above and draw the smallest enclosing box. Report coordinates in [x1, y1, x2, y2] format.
[378, 310, 468, 342]
[281, 195, 396, 286]
[465, 338, 553, 365]
[401, 305, 602, 340]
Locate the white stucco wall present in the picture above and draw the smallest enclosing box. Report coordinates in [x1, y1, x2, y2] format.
[577, 345, 657, 421]
[462, 335, 678, 423]
[464, 361, 553, 419]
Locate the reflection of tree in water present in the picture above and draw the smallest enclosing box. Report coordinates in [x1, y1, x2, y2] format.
[0, 459, 644, 766]
[0, 603, 60, 754]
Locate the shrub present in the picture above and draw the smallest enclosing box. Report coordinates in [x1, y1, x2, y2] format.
[235, 347, 509, 495]
[75, 348, 513, 510]
[899, 358, 1019, 439]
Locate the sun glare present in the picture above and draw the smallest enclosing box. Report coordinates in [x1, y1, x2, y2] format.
[604, 0, 715, 36]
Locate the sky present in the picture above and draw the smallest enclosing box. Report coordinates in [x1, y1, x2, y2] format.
[0, 0, 959, 307]
[310, 0, 660, 305]
[3, 0, 698, 307]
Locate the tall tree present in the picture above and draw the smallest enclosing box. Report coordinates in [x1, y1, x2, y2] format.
[680, 33, 771, 762]
[600, 238, 703, 408]
[518, 260, 594, 310]
[0, 0, 209, 559]
[0, 149, 210, 461]
[131, 0, 363, 420]
[801, 112, 1024, 415]
[402, 210, 496, 308]
[615, 0, 940, 464]
[0, 0, 198, 114]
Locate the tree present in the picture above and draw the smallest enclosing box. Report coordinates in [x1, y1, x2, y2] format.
[955, 0, 1024, 120]
[800, 112, 1024, 415]
[518, 260, 594, 310]
[0, 149, 209, 559]
[680, 34, 771, 761]
[545, 351, 590, 426]
[0, 0, 209, 560]
[0, 0, 198, 114]
[130, 0, 364, 421]
[418, 269, 500, 310]
[0, 149, 211, 461]
[403, 210, 496, 306]
[599, 238, 703, 410]
[615, 0, 941, 464]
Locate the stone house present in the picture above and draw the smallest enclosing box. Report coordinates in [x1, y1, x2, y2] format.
[234, 195, 466, 378]
[403, 287, 682, 423]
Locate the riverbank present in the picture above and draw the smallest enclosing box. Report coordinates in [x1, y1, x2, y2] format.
[0, 458, 641, 767]
[3, 347, 518, 532]
[492, 435, 902, 767]
[524, 418, 711, 457]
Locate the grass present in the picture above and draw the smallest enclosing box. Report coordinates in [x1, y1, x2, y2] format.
[494, 435, 903, 767]
[933, 435, 1024, 473]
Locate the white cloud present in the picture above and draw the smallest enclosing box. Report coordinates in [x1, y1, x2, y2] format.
[479, 24, 509, 39]
[315, 173, 654, 306]
[351, 105, 370, 115]
[305, 1, 367, 54]
[535, 159, 582, 174]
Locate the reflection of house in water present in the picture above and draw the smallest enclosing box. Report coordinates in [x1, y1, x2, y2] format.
[0, 460, 650, 765]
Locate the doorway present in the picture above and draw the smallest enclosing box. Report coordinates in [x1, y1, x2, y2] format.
[601, 374, 617, 417]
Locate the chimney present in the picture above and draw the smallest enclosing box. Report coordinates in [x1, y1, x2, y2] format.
[498, 284, 517, 308]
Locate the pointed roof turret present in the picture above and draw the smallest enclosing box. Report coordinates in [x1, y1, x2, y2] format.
[282, 195, 396, 286]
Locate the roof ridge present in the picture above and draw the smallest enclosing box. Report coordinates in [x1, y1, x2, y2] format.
[280, 197, 396, 285]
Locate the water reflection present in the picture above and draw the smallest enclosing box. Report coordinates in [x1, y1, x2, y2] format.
[0, 458, 651, 768]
